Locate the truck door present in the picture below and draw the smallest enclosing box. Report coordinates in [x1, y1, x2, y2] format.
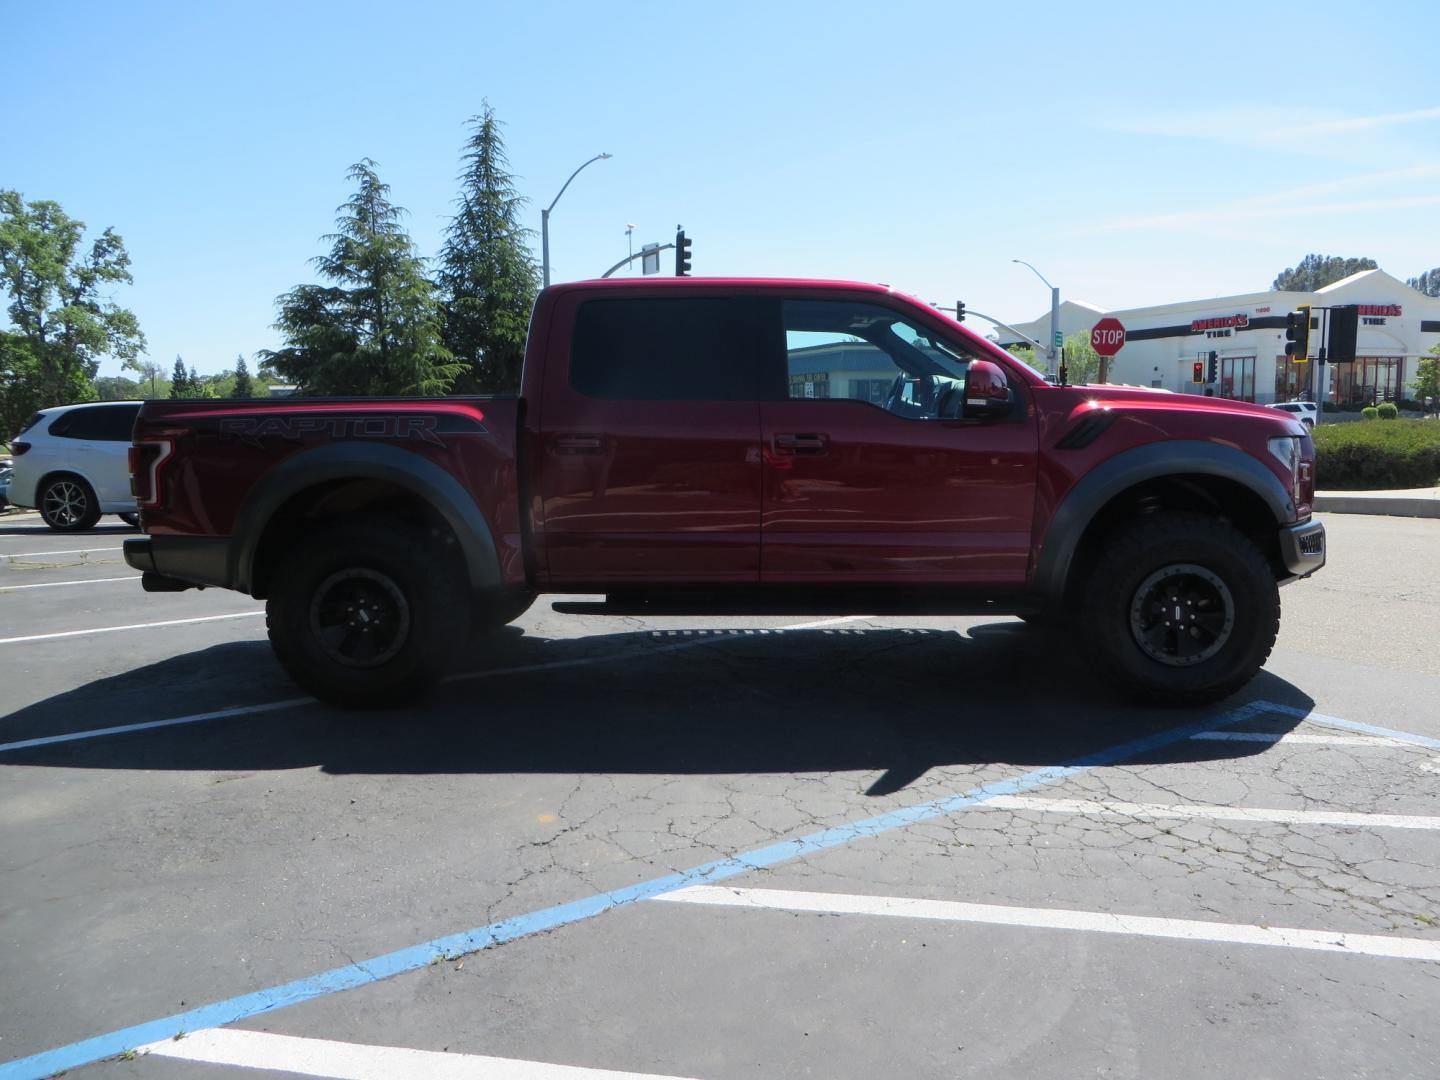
[759, 297, 1037, 586]
[535, 291, 767, 587]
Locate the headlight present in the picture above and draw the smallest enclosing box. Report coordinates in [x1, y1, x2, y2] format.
[1268, 436, 1301, 497]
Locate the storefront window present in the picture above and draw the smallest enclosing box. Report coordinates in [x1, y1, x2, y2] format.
[1275, 355, 1312, 401]
[1219, 356, 1255, 402]
[1333, 357, 1405, 405]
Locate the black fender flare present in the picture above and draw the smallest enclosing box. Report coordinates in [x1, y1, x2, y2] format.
[1033, 439, 1295, 602]
[230, 442, 501, 597]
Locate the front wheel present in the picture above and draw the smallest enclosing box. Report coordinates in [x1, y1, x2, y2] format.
[1080, 511, 1279, 705]
[119, 512, 140, 528]
[265, 525, 470, 708]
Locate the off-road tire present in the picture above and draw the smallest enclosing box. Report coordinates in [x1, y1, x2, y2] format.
[265, 524, 470, 708]
[1080, 511, 1279, 705]
[39, 475, 102, 532]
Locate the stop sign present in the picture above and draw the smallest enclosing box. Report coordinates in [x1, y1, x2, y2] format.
[1091, 317, 1126, 356]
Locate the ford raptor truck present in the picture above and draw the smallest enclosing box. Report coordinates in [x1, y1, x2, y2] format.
[124, 278, 1325, 707]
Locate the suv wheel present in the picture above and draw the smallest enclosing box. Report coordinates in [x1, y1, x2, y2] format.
[265, 524, 470, 708]
[1080, 511, 1279, 705]
[39, 476, 102, 532]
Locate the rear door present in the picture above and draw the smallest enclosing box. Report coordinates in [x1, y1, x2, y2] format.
[759, 297, 1038, 586]
[534, 290, 767, 586]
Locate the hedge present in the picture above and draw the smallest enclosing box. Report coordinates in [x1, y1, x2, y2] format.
[1312, 419, 1440, 489]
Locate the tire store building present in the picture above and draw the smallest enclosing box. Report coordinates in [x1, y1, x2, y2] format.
[997, 268, 1440, 405]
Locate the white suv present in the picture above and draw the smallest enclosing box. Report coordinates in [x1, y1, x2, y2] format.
[1268, 400, 1318, 428]
[8, 402, 143, 531]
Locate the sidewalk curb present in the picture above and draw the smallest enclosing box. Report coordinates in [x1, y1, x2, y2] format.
[1314, 492, 1440, 518]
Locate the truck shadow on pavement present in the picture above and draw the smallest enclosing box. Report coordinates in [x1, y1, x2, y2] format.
[1, 622, 1311, 795]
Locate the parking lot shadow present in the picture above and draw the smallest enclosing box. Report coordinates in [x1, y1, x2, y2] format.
[0, 621, 1311, 793]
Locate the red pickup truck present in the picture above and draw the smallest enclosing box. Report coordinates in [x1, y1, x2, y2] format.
[124, 278, 1324, 707]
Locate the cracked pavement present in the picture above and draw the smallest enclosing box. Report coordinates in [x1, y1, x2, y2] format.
[0, 512, 1438, 1079]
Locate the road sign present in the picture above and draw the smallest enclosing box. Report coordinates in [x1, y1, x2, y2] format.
[1053, 330, 1063, 350]
[1091, 317, 1126, 357]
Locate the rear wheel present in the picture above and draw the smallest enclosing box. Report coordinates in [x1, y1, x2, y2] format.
[1080, 511, 1278, 705]
[265, 524, 470, 708]
[39, 476, 101, 532]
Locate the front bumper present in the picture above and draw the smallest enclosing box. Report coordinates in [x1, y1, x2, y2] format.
[1278, 517, 1326, 579]
[124, 536, 233, 592]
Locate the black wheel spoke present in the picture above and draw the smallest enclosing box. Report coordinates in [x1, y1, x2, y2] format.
[1129, 564, 1235, 667]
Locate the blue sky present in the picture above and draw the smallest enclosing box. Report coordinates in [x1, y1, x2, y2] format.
[6, 0, 1439, 378]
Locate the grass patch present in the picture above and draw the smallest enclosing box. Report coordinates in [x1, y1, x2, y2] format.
[1313, 418, 1440, 489]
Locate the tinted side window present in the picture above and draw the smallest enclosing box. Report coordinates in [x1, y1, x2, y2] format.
[50, 405, 141, 441]
[571, 298, 761, 400]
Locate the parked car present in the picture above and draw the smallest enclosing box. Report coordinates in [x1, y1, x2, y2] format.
[0, 455, 12, 509]
[1268, 400, 1317, 427]
[8, 402, 143, 530]
[127, 278, 1324, 709]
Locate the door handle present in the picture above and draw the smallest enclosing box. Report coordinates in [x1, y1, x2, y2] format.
[773, 433, 828, 455]
[552, 433, 605, 455]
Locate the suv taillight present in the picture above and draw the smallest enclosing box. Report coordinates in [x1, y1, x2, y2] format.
[129, 439, 175, 508]
[11, 441, 30, 455]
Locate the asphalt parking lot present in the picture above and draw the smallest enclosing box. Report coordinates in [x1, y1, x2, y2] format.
[2, 510, 1438, 1080]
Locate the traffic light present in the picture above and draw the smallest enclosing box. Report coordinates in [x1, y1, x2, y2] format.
[955, 300, 966, 322]
[675, 228, 692, 277]
[1285, 305, 1311, 360]
[1328, 304, 1359, 364]
[1207, 351, 1218, 383]
[1191, 361, 1204, 384]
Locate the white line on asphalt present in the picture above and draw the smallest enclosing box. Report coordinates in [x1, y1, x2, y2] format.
[985, 795, 1440, 831]
[0, 574, 140, 591]
[3, 546, 124, 558]
[656, 886, 1440, 963]
[0, 614, 869, 752]
[1191, 730, 1408, 747]
[0, 698, 311, 753]
[139, 1028, 703, 1079]
[0, 610, 264, 645]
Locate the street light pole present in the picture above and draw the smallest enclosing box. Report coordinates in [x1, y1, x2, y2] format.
[1013, 259, 1060, 379]
[541, 152, 612, 288]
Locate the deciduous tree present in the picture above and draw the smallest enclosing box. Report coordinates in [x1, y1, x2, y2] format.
[1271, 255, 1378, 292]
[261, 160, 459, 396]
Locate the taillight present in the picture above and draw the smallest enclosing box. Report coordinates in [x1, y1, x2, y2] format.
[130, 438, 175, 508]
[11, 441, 29, 455]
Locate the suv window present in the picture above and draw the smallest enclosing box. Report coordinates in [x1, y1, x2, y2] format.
[570, 298, 762, 400]
[48, 404, 141, 441]
[782, 300, 973, 419]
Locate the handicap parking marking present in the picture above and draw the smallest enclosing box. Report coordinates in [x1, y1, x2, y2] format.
[1191, 730, 1412, 747]
[0, 699, 1277, 1079]
[654, 886, 1440, 963]
[139, 1028, 703, 1079]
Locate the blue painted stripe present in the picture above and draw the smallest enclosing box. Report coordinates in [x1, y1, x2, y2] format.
[0, 700, 1268, 1079]
[1258, 700, 1440, 752]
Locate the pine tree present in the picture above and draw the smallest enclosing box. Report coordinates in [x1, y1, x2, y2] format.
[438, 107, 539, 393]
[169, 355, 188, 398]
[261, 160, 460, 396]
[232, 354, 254, 398]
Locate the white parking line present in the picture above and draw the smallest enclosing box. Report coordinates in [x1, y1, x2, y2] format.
[3, 546, 124, 558]
[0, 615, 869, 752]
[656, 886, 1440, 963]
[986, 795, 1440, 831]
[140, 1028, 703, 1079]
[1191, 730, 1407, 747]
[0, 574, 140, 591]
[0, 610, 264, 645]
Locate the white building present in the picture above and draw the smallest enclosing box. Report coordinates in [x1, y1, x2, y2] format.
[996, 269, 1440, 406]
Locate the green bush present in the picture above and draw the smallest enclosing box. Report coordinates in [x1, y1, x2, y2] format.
[1377, 402, 1398, 420]
[1312, 418, 1440, 489]
[1360, 406, 1379, 420]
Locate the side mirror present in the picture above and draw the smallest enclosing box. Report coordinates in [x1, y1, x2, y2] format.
[963, 360, 1013, 419]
